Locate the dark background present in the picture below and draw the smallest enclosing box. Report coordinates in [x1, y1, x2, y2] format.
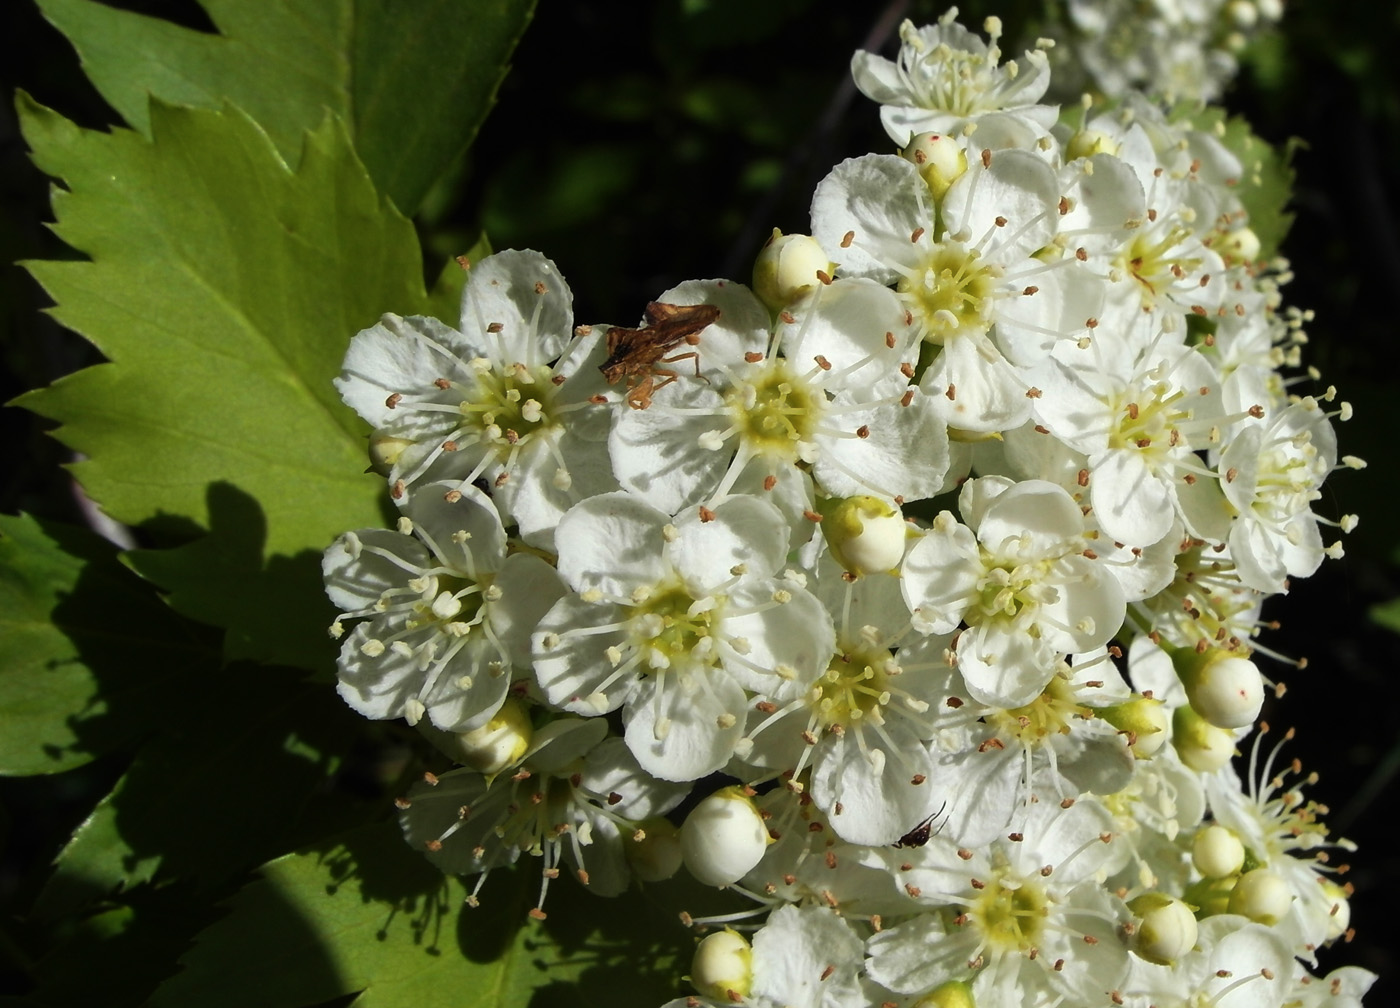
[1, 0, 1398, 1001]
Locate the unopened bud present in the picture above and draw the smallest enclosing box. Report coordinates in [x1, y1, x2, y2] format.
[1098, 695, 1169, 758]
[818, 495, 907, 575]
[1128, 893, 1199, 966]
[627, 817, 684, 882]
[1065, 128, 1121, 161]
[368, 433, 415, 475]
[911, 979, 977, 1008]
[1228, 868, 1292, 925]
[690, 930, 753, 1002]
[1192, 824, 1246, 879]
[417, 697, 532, 776]
[753, 229, 831, 311]
[1171, 704, 1236, 772]
[901, 131, 968, 201]
[1216, 226, 1261, 265]
[680, 786, 770, 887]
[1169, 645, 1265, 729]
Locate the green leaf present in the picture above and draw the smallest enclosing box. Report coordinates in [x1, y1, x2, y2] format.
[16, 95, 421, 668]
[0, 513, 211, 775]
[33, 670, 376, 919]
[35, 0, 537, 215]
[147, 824, 709, 1008]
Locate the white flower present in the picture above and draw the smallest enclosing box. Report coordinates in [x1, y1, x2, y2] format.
[609, 277, 947, 515]
[811, 148, 1106, 433]
[867, 797, 1131, 1005]
[852, 11, 1056, 148]
[398, 717, 686, 914]
[1118, 915, 1294, 1008]
[335, 249, 615, 548]
[532, 492, 834, 781]
[662, 904, 868, 1008]
[902, 477, 1127, 707]
[739, 560, 951, 846]
[1220, 396, 1341, 593]
[323, 483, 564, 732]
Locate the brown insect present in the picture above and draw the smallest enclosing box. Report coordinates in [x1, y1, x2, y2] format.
[893, 803, 948, 849]
[600, 301, 720, 410]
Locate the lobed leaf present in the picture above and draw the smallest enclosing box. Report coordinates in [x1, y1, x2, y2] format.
[35, 0, 538, 215]
[16, 96, 424, 668]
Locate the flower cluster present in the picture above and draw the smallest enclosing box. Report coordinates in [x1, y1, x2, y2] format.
[323, 9, 1372, 1007]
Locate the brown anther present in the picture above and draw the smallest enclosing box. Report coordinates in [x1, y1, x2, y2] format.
[803, 509, 823, 523]
[841, 230, 855, 248]
[425, 839, 443, 852]
[423, 771, 440, 785]
[946, 696, 964, 708]
[995, 216, 1007, 227]
[1025, 386, 1042, 398]
[393, 797, 411, 810]
[819, 965, 836, 982]
[885, 331, 896, 348]
[856, 425, 871, 439]
[698, 505, 716, 523]
[901, 389, 915, 407]
[1075, 247, 1088, 261]
[444, 489, 463, 503]
[487, 322, 504, 333]
[944, 383, 956, 401]
[1058, 196, 1070, 215]
[970, 878, 986, 890]
[825, 851, 838, 870]
[1085, 316, 1098, 329]
[814, 354, 832, 370]
[978, 737, 1005, 752]
[1022, 285, 1039, 295]
[911, 227, 925, 243]
[1060, 797, 1076, 808]
[441, 440, 458, 452]
[533, 282, 547, 295]
[779, 311, 797, 325]
[808, 822, 825, 833]
[815, 270, 833, 285]
[434, 378, 452, 389]
[763, 474, 777, 491]
[980, 148, 992, 168]
[529, 907, 547, 920]
[904, 883, 922, 897]
[384, 392, 403, 409]
[391, 479, 406, 500]
[456, 254, 471, 270]
[494, 471, 509, 487]
[1008, 832, 1023, 842]
[900, 362, 915, 379]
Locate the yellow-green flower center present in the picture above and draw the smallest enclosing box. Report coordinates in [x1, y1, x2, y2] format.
[986, 675, 1090, 740]
[897, 244, 999, 344]
[727, 362, 822, 459]
[1114, 227, 1201, 306]
[811, 645, 895, 728]
[459, 362, 558, 448]
[630, 583, 719, 671]
[966, 863, 1049, 950]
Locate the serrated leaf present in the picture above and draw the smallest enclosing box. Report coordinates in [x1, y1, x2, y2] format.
[0, 513, 211, 775]
[147, 824, 703, 1008]
[35, 0, 537, 215]
[17, 96, 420, 667]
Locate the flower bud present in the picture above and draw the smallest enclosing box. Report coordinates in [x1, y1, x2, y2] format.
[1128, 893, 1199, 966]
[417, 697, 532, 776]
[818, 495, 907, 575]
[1065, 128, 1121, 161]
[368, 432, 415, 475]
[1216, 226, 1261, 265]
[1227, 868, 1292, 925]
[1192, 824, 1246, 879]
[901, 132, 968, 200]
[1171, 704, 1236, 772]
[627, 817, 684, 882]
[910, 980, 976, 1008]
[1170, 646, 1265, 729]
[1098, 695, 1169, 758]
[753, 229, 831, 311]
[680, 786, 770, 887]
[690, 929, 753, 1002]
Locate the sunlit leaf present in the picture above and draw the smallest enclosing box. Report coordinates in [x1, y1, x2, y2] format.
[35, 0, 537, 215]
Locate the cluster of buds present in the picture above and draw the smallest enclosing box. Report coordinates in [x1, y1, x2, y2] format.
[322, 8, 1371, 1007]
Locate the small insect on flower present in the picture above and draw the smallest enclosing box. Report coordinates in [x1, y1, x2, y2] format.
[893, 802, 947, 848]
[599, 301, 720, 410]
